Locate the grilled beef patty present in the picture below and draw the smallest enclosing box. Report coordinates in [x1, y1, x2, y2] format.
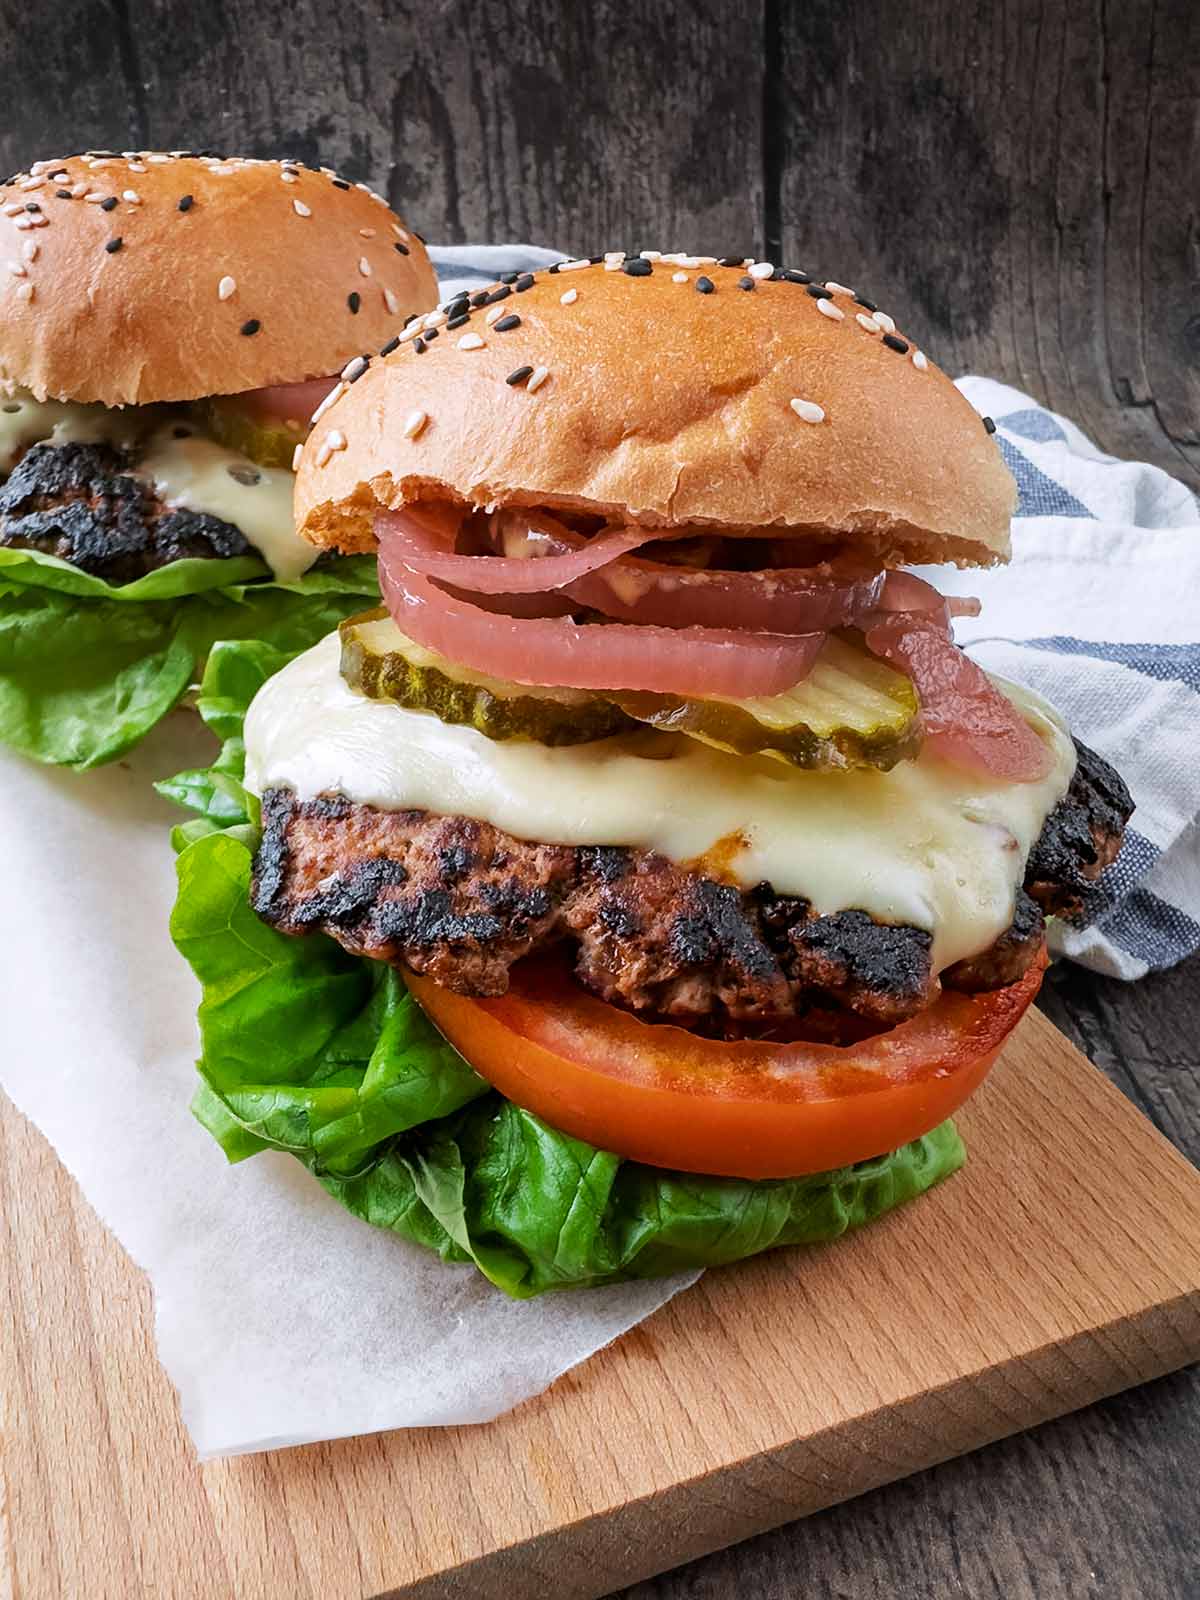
[0, 438, 252, 583]
[250, 738, 1131, 1029]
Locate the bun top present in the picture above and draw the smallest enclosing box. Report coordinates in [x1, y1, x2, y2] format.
[295, 254, 1015, 567]
[0, 151, 438, 406]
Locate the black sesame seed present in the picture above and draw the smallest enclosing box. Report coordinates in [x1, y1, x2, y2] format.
[853, 293, 878, 312]
[514, 273, 535, 292]
[413, 336, 427, 353]
[55, 189, 72, 199]
[104, 237, 123, 254]
[411, 230, 426, 244]
[393, 241, 410, 255]
[48, 169, 68, 179]
[499, 272, 519, 285]
[485, 285, 511, 304]
[24, 203, 40, 213]
[348, 359, 369, 380]
[446, 312, 470, 330]
[506, 365, 534, 386]
[100, 196, 118, 212]
[424, 327, 439, 340]
[332, 178, 351, 190]
[781, 268, 811, 284]
[240, 318, 261, 336]
[470, 289, 491, 307]
[347, 292, 361, 314]
[623, 258, 652, 276]
[548, 263, 560, 274]
[882, 333, 910, 353]
[983, 415, 997, 435]
[805, 284, 832, 299]
[737, 275, 755, 291]
[494, 313, 521, 331]
[402, 312, 417, 327]
[695, 275, 715, 294]
[718, 256, 744, 268]
[380, 335, 401, 356]
[177, 194, 194, 212]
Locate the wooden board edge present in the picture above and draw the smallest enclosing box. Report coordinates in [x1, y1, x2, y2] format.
[384, 1289, 1200, 1600]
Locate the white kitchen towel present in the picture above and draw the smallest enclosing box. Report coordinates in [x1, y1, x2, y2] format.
[429, 247, 1200, 983]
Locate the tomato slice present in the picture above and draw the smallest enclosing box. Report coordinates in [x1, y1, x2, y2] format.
[405, 947, 1047, 1179]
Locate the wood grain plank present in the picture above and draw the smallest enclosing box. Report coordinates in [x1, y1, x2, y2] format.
[4, 1008, 1200, 1600]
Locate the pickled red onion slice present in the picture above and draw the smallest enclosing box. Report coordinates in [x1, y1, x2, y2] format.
[378, 543, 826, 698]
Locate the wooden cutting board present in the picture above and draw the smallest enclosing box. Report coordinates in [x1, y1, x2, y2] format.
[4, 1007, 1200, 1600]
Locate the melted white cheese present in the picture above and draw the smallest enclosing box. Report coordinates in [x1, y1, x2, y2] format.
[244, 632, 1078, 973]
[0, 392, 313, 582]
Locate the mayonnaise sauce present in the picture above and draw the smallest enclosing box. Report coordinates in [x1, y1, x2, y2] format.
[0, 391, 312, 581]
[244, 632, 1077, 973]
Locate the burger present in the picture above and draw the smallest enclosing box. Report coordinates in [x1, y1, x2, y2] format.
[166, 253, 1133, 1297]
[0, 149, 437, 768]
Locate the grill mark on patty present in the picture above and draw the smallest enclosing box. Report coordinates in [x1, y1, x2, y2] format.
[0, 439, 253, 582]
[249, 743, 1130, 1027]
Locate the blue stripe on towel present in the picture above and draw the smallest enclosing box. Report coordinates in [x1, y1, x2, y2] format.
[1024, 637, 1200, 695]
[999, 438, 1094, 519]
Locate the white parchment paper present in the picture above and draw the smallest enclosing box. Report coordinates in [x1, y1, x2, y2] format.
[0, 718, 697, 1457]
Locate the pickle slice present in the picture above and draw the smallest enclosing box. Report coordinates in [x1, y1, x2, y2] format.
[193, 397, 307, 468]
[613, 633, 920, 770]
[339, 611, 636, 745]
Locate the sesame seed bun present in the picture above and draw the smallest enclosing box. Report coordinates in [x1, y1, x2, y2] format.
[0, 152, 438, 406]
[295, 256, 1015, 568]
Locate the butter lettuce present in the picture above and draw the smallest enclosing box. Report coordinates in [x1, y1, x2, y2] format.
[0, 547, 377, 768]
[164, 639, 966, 1297]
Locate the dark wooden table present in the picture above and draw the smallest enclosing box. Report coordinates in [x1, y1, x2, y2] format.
[4, 3, 1198, 1594]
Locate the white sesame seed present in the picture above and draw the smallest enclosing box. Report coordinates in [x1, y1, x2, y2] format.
[604, 258, 624, 271]
[423, 309, 447, 329]
[21, 240, 38, 262]
[12, 219, 31, 232]
[19, 177, 44, 191]
[147, 154, 171, 164]
[694, 256, 719, 265]
[315, 441, 333, 468]
[85, 158, 111, 169]
[824, 280, 853, 295]
[359, 227, 376, 238]
[403, 409, 428, 439]
[392, 224, 410, 241]
[122, 189, 141, 204]
[790, 397, 826, 424]
[292, 199, 312, 217]
[559, 257, 590, 272]
[310, 382, 346, 423]
[912, 350, 929, 371]
[855, 312, 880, 333]
[816, 297, 845, 322]
[1, 202, 22, 216]
[383, 288, 400, 314]
[673, 271, 690, 283]
[485, 305, 505, 324]
[458, 331, 485, 350]
[69, 182, 89, 198]
[873, 310, 896, 332]
[358, 256, 372, 277]
[326, 429, 347, 451]
[603, 250, 626, 261]
[127, 161, 146, 173]
[207, 165, 236, 176]
[640, 250, 662, 261]
[398, 321, 423, 343]
[748, 261, 774, 279]
[280, 171, 297, 184]
[217, 275, 237, 301]
[560, 287, 578, 305]
[526, 365, 550, 393]
[6, 261, 26, 278]
[15, 281, 34, 302]
[84, 192, 107, 203]
[29, 214, 48, 227]
[341, 355, 367, 382]
[291, 443, 304, 472]
[29, 161, 49, 175]
[355, 181, 370, 193]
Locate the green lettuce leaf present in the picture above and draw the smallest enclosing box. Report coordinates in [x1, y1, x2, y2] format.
[165, 654, 966, 1296]
[0, 552, 377, 769]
